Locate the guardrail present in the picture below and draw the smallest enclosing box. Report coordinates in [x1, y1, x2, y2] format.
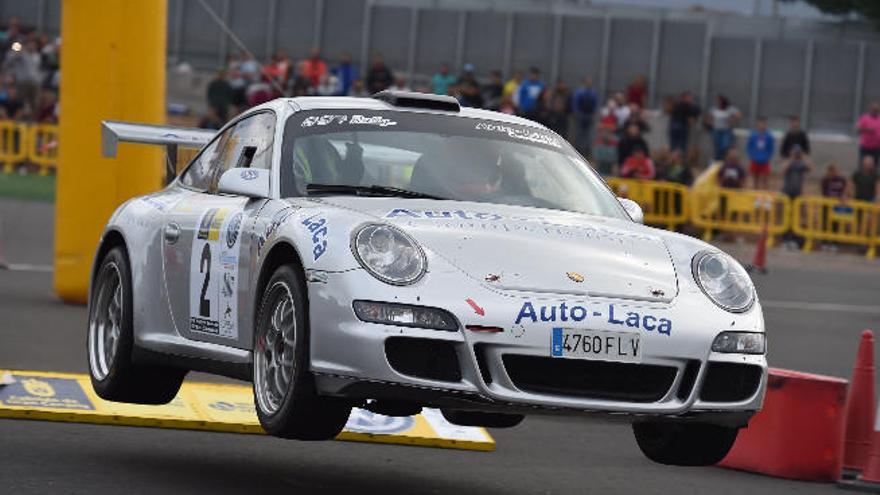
[606, 178, 690, 230]
[27, 123, 59, 175]
[691, 189, 791, 246]
[792, 196, 879, 259]
[0, 121, 30, 173]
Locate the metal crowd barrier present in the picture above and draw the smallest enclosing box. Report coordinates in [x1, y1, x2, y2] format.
[0, 121, 29, 173]
[792, 196, 879, 259]
[27, 123, 59, 175]
[690, 189, 791, 246]
[606, 178, 690, 230]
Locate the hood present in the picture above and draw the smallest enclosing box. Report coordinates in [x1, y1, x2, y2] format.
[318, 197, 679, 303]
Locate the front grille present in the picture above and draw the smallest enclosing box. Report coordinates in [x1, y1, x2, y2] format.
[385, 337, 462, 383]
[503, 355, 677, 403]
[676, 360, 702, 401]
[699, 362, 763, 402]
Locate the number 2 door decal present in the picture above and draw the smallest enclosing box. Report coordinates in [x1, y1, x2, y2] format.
[199, 243, 211, 317]
[190, 208, 242, 339]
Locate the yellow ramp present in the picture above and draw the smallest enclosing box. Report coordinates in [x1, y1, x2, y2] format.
[0, 370, 494, 452]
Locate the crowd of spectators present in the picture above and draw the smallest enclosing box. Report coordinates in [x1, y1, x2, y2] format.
[0, 18, 59, 124]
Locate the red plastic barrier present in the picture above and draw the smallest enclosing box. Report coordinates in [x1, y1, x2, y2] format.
[718, 367, 848, 481]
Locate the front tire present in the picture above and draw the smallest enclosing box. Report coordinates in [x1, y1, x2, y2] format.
[87, 246, 186, 404]
[632, 421, 739, 466]
[253, 264, 352, 440]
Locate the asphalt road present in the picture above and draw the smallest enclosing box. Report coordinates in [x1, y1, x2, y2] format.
[3, 197, 878, 494]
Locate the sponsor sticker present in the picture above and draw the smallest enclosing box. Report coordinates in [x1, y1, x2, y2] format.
[302, 215, 328, 261]
[0, 375, 94, 410]
[240, 169, 259, 181]
[301, 114, 397, 128]
[190, 208, 243, 339]
[474, 121, 561, 148]
[515, 301, 672, 336]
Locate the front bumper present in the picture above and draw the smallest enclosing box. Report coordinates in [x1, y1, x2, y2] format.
[307, 265, 767, 425]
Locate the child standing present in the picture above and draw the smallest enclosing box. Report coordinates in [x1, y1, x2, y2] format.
[746, 116, 775, 189]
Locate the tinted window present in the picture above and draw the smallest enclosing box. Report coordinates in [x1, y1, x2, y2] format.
[280, 111, 626, 219]
[209, 112, 276, 193]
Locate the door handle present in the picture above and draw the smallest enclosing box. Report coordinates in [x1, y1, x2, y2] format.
[164, 223, 181, 244]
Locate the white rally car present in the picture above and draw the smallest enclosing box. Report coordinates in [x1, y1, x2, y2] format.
[90, 91, 766, 465]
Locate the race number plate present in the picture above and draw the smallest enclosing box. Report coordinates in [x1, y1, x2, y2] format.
[551, 328, 642, 363]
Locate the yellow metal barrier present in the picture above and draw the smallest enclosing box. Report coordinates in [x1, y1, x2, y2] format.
[28, 124, 60, 175]
[691, 188, 791, 245]
[792, 196, 879, 258]
[0, 120, 29, 173]
[606, 178, 690, 230]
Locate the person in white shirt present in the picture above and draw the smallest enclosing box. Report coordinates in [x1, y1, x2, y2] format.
[706, 94, 741, 161]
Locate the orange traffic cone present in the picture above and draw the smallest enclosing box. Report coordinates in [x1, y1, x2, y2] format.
[748, 219, 768, 274]
[842, 331, 877, 479]
[839, 402, 880, 491]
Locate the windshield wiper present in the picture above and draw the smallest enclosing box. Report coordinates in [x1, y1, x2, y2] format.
[306, 183, 446, 200]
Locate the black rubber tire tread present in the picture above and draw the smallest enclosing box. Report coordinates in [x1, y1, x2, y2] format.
[632, 421, 739, 466]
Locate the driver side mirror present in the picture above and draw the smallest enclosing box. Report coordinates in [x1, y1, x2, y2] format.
[218, 167, 270, 198]
[618, 197, 644, 224]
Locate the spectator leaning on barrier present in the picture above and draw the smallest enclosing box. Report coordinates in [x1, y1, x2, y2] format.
[431, 63, 456, 96]
[706, 94, 741, 161]
[821, 163, 848, 200]
[366, 54, 393, 94]
[517, 67, 544, 120]
[571, 76, 598, 156]
[617, 122, 649, 165]
[717, 148, 747, 189]
[852, 155, 879, 203]
[856, 102, 880, 165]
[620, 147, 655, 180]
[780, 115, 810, 159]
[663, 149, 694, 186]
[668, 91, 700, 153]
[746, 116, 775, 190]
[781, 145, 812, 201]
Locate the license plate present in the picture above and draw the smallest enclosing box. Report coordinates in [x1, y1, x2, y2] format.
[551, 327, 642, 363]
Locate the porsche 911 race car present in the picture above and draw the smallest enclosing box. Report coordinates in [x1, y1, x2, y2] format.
[89, 91, 766, 466]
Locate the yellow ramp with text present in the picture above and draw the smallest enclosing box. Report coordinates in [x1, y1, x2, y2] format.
[0, 370, 494, 452]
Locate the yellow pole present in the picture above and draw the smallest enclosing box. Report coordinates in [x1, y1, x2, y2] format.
[55, 0, 167, 303]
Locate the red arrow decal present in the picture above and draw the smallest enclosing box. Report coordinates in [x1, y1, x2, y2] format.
[466, 298, 485, 316]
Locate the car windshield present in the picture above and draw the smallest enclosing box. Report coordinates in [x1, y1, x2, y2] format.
[280, 109, 626, 219]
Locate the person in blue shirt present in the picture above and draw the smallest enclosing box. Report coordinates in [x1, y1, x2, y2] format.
[334, 52, 358, 96]
[517, 67, 545, 120]
[431, 63, 457, 96]
[746, 116, 775, 189]
[571, 76, 598, 155]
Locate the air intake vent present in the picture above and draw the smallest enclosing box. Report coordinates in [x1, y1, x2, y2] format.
[372, 90, 460, 112]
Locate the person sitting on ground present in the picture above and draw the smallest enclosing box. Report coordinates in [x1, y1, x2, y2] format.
[620, 148, 656, 180]
[747, 116, 775, 190]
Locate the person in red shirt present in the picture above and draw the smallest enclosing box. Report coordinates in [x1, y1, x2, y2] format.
[626, 74, 647, 108]
[302, 48, 327, 89]
[620, 148, 656, 180]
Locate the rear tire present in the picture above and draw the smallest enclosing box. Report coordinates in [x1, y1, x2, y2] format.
[253, 264, 352, 440]
[87, 246, 186, 404]
[441, 409, 524, 429]
[632, 421, 739, 466]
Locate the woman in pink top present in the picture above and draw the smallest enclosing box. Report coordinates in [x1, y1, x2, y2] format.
[856, 102, 880, 164]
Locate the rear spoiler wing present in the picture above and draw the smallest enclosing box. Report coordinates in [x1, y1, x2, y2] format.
[101, 120, 216, 183]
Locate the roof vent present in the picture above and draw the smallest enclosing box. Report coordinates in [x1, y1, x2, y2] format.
[372, 90, 460, 112]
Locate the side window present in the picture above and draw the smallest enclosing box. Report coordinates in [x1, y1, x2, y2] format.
[179, 133, 225, 192]
[209, 112, 276, 193]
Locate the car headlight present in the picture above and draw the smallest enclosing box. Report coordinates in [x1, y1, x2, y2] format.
[692, 251, 755, 312]
[712, 331, 766, 354]
[352, 224, 426, 285]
